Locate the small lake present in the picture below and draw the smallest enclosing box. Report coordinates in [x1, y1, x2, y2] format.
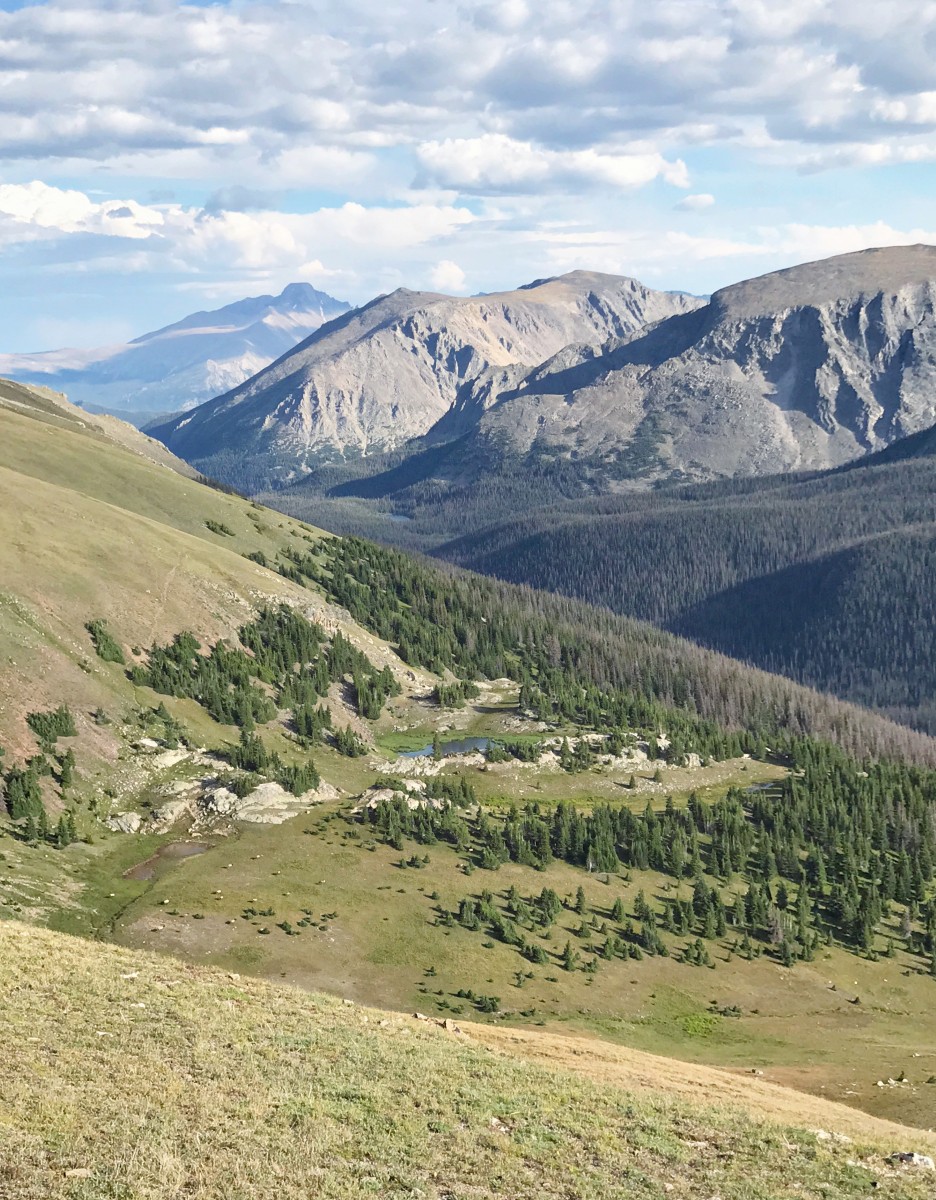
[124, 841, 212, 882]
[399, 736, 492, 760]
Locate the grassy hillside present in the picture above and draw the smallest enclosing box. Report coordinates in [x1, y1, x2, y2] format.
[2, 920, 935, 1200]
[107, 784, 936, 1131]
[0, 383, 328, 762]
[8, 375, 936, 1154]
[0, 377, 200, 477]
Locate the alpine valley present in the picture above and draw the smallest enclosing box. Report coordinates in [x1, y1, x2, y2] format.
[147, 246, 936, 735]
[6, 250, 936, 1199]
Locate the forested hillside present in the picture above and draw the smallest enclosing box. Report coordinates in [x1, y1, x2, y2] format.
[400, 445, 936, 732]
[306, 535, 936, 763]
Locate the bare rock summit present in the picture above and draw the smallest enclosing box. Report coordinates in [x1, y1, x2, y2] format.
[151, 272, 702, 486]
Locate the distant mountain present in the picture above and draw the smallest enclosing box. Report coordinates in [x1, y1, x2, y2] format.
[259, 244, 936, 537]
[0, 283, 350, 421]
[450, 243, 936, 485]
[228, 246, 936, 733]
[158, 245, 936, 505]
[150, 272, 702, 488]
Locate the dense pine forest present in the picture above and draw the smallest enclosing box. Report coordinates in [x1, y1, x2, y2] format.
[299, 535, 936, 764]
[258, 416, 936, 733]
[265, 537, 936, 969]
[427, 454, 936, 731]
[267, 436, 936, 734]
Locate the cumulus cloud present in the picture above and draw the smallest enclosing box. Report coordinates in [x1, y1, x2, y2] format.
[416, 134, 689, 193]
[676, 193, 716, 211]
[0, 0, 934, 180]
[0, 180, 164, 248]
[3, 1, 936, 348]
[429, 260, 467, 291]
[532, 220, 936, 280]
[0, 181, 476, 272]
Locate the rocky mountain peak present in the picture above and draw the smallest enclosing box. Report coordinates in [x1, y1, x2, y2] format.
[711, 244, 936, 322]
[152, 271, 700, 483]
[464, 245, 936, 486]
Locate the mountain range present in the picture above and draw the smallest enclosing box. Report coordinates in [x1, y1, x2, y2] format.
[150, 271, 702, 487]
[0, 282, 349, 421]
[152, 245, 936, 496]
[137, 246, 936, 733]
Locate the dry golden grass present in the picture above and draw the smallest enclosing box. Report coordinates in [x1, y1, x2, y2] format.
[466, 1022, 936, 1151]
[1, 921, 935, 1200]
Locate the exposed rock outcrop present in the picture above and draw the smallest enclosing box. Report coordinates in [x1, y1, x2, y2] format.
[151, 272, 701, 485]
[467, 245, 936, 483]
[200, 779, 338, 824]
[106, 812, 143, 834]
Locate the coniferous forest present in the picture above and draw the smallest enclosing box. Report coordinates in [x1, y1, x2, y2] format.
[271, 432, 936, 733]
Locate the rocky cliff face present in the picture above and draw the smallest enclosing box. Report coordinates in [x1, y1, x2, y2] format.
[466, 245, 936, 484]
[151, 272, 702, 484]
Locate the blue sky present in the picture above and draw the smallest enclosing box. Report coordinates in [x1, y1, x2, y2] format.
[2, 0, 936, 349]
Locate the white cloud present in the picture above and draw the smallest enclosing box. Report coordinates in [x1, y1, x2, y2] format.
[0, 0, 934, 182]
[416, 134, 689, 193]
[4, 1, 936, 348]
[0, 181, 476, 277]
[532, 220, 936, 280]
[676, 193, 716, 211]
[28, 313, 138, 350]
[768, 221, 936, 262]
[429, 259, 467, 291]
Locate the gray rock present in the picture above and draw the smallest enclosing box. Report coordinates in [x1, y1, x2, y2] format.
[153, 246, 936, 497]
[200, 780, 336, 825]
[150, 799, 191, 830]
[890, 1152, 935, 1169]
[154, 272, 700, 485]
[201, 787, 238, 817]
[106, 812, 142, 834]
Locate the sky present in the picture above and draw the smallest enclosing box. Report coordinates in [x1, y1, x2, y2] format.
[2, 0, 936, 350]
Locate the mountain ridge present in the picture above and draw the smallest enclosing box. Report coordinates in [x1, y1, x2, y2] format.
[0, 282, 350, 421]
[458, 244, 936, 484]
[148, 245, 936, 502]
[151, 271, 703, 486]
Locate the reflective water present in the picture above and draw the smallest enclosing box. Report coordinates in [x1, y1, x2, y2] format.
[399, 736, 492, 760]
